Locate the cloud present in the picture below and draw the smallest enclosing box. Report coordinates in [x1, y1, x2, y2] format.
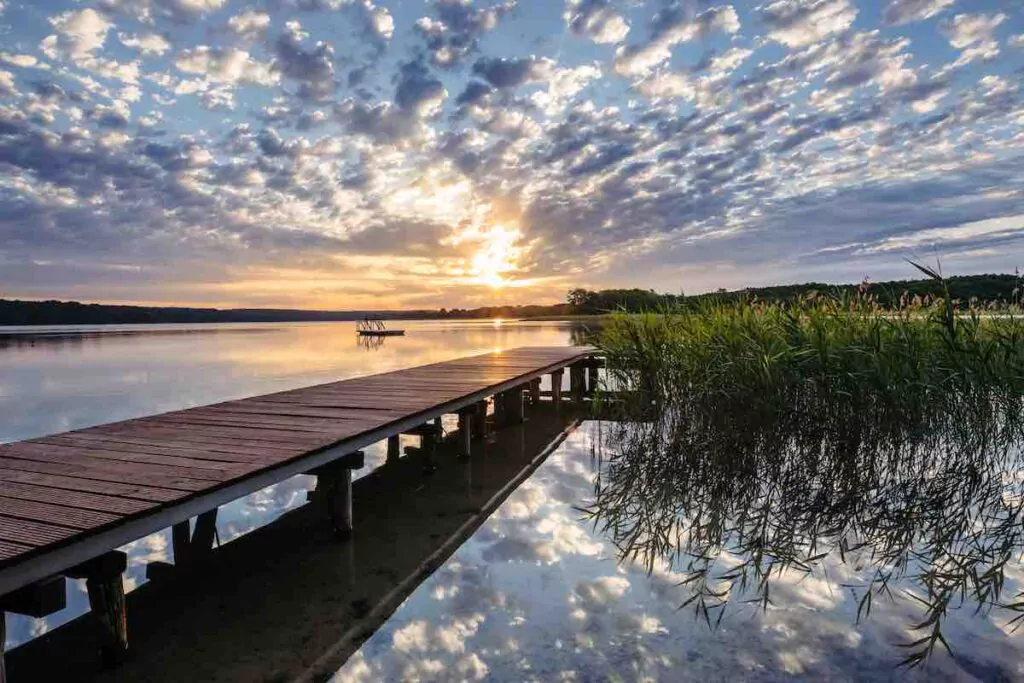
[41, 8, 113, 61]
[614, 4, 740, 76]
[472, 56, 552, 88]
[882, 0, 954, 26]
[174, 46, 277, 86]
[565, 0, 629, 45]
[760, 0, 857, 48]
[272, 21, 337, 100]
[119, 32, 172, 55]
[395, 59, 447, 117]
[226, 9, 271, 40]
[940, 13, 1005, 67]
[415, 0, 515, 67]
[96, 0, 228, 24]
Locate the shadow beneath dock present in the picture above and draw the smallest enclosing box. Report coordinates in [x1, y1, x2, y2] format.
[5, 404, 583, 683]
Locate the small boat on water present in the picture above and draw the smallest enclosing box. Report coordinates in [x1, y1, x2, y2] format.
[357, 317, 405, 337]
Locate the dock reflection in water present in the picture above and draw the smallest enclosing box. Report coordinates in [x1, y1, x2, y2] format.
[335, 420, 1024, 682]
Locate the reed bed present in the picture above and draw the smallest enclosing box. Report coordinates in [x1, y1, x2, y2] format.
[590, 265, 1024, 665]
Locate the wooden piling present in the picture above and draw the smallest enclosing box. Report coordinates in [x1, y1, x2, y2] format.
[309, 451, 365, 538]
[588, 365, 599, 394]
[529, 378, 541, 405]
[386, 435, 401, 463]
[457, 408, 473, 459]
[473, 400, 487, 438]
[508, 387, 525, 424]
[551, 369, 564, 408]
[67, 551, 129, 668]
[570, 363, 586, 402]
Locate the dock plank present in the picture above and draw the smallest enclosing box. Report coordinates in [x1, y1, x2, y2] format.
[0, 468, 185, 503]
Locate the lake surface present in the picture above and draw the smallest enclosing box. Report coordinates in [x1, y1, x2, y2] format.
[334, 423, 1024, 682]
[0, 319, 583, 650]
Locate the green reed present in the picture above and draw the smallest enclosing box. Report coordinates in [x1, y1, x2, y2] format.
[589, 265, 1024, 666]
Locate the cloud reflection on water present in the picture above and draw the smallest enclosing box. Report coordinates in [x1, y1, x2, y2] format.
[334, 422, 1023, 682]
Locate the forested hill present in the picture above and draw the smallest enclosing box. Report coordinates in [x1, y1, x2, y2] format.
[565, 273, 1022, 313]
[0, 300, 436, 326]
[1, 273, 1019, 325]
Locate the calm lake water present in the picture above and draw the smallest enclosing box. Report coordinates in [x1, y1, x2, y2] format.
[334, 423, 1024, 682]
[4, 321, 1023, 681]
[0, 319, 582, 650]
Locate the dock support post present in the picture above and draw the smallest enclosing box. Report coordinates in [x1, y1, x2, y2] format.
[473, 401, 487, 439]
[588, 365, 599, 394]
[191, 510, 218, 558]
[508, 387, 524, 424]
[67, 551, 129, 668]
[386, 435, 401, 464]
[310, 452, 365, 539]
[529, 378, 541, 405]
[171, 521, 191, 564]
[457, 408, 474, 459]
[551, 369, 564, 408]
[421, 422, 439, 473]
[570, 363, 586, 402]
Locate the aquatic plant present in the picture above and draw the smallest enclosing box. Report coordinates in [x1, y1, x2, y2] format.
[589, 264, 1024, 666]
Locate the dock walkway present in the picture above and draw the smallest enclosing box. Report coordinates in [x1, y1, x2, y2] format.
[0, 346, 597, 679]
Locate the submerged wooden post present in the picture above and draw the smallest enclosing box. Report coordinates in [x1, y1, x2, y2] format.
[67, 551, 129, 668]
[570, 363, 586, 402]
[551, 369, 564, 408]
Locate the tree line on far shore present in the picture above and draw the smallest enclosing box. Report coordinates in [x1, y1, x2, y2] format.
[1, 273, 1019, 326]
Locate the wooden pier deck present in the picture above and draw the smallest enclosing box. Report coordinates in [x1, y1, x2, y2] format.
[0, 346, 596, 677]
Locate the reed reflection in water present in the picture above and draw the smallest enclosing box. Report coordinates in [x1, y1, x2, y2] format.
[588, 379, 1024, 668]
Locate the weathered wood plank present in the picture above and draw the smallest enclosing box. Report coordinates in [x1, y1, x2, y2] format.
[0, 468, 184, 503]
[0, 481, 151, 515]
[0, 515, 79, 548]
[0, 496, 120, 531]
[0, 443, 249, 482]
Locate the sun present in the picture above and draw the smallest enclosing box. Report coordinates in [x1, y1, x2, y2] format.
[470, 224, 523, 288]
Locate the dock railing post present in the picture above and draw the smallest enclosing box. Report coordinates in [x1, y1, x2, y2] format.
[67, 551, 129, 668]
[551, 369, 564, 408]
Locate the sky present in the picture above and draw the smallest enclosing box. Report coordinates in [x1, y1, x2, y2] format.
[0, 0, 1022, 309]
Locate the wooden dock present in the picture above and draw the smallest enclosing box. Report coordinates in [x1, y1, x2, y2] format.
[0, 346, 598, 678]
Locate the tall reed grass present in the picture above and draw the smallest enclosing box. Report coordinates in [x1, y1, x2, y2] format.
[590, 264, 1024, 665]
